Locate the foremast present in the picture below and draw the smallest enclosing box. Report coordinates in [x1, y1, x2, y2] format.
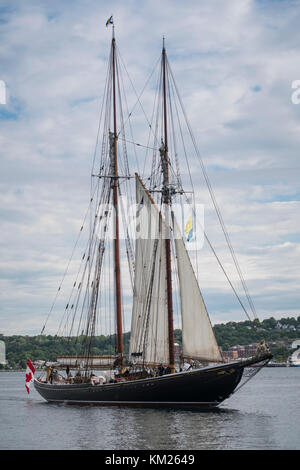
[161, 39, 175, 373]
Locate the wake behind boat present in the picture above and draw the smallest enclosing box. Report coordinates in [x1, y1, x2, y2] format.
[33, 22, 272, 408]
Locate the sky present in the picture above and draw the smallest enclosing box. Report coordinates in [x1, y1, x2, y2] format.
[0, 0, 300, 335]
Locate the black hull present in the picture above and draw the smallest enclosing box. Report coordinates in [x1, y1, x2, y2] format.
[34, 355, 271, 408]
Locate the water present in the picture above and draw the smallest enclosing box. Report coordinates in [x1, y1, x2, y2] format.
[0, 368, 299, 450]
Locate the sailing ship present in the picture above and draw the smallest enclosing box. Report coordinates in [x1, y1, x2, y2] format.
[34, 26, 272, 408]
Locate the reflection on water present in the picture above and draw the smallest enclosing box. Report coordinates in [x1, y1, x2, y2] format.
[0, 369, 299, 450]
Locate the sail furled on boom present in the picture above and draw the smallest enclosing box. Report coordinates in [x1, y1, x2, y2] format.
[173, 220, 223, 363]
[129, 175, 169, 366]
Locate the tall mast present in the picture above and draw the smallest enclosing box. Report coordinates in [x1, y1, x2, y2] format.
[161, 39, 175, 372]
[112, 28, 123, 361]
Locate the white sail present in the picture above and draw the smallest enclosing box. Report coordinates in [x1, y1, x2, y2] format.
[174, 221, 223, 362]
[129, 175, 169, 365]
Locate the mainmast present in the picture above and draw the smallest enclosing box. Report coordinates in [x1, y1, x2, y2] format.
[161, 39, 175, 372]
[111, 28, 123, 362]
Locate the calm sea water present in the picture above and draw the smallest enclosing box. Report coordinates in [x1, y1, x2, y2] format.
[0, 368, 299, 450]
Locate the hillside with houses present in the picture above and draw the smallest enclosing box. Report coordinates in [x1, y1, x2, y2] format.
[214, 316, 300, 362]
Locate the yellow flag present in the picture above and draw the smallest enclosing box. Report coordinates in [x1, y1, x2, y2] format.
[185, 216, 192, 234]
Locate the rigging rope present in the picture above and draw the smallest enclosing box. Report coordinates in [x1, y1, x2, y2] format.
[167, 59, 258, 321]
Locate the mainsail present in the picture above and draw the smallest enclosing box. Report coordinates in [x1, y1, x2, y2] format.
[174, 221, 223, 362]
[129, 175, 169, 365]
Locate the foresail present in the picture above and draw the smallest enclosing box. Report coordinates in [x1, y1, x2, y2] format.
[174, 221, 223, 363]
[129, 175, 169, 365]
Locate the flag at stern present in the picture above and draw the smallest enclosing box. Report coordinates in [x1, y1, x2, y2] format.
[25, 360, 35, 394]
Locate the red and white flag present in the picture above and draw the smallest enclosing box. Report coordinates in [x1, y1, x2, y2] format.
[25, 360, 35, 394]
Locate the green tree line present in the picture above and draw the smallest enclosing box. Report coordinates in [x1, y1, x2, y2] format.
[1, 316, 299, 368]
